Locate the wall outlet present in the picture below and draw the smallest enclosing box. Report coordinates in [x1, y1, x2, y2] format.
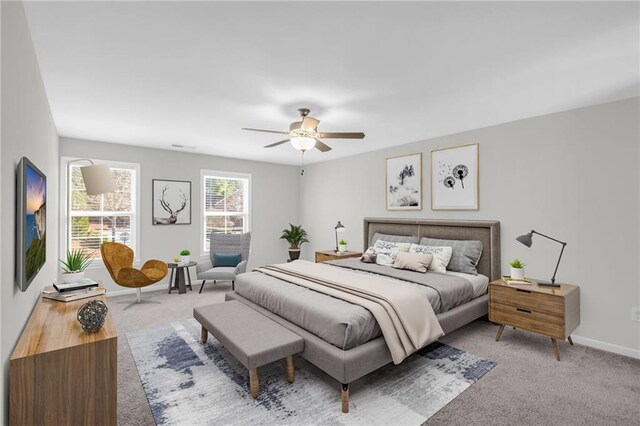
[632, 308, 640, 323]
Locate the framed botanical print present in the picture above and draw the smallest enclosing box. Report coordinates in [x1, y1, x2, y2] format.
[386, 153, 422, 210]
[152, 179, 192, 225]
[431, 143, 479, 210]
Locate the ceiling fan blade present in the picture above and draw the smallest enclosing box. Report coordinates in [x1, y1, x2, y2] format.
[318, 132, 365, 139]
[242, 127, 289, 135]
[264, 139, 290, 148]
[300, 117, 320, 131]
[314, 139, 332, 152]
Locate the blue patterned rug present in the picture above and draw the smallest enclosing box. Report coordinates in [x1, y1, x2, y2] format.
[127, 319, 495, 425]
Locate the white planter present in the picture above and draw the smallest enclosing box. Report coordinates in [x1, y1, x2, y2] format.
[60, 271, 84, 284]
[338, 244, 348, 253]
[510, 267, 525, 280]
[180, 255, 190, 263]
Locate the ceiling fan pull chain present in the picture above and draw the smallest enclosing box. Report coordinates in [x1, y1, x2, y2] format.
[301, 151, 305, 176]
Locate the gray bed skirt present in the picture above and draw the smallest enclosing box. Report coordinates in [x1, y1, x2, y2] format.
[225, 291, 488, 384]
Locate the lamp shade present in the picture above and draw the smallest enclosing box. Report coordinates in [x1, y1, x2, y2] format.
[80, 164, 118, 195]
[335, 221, 345, 232]
[516, 233, 533, 248]
[291, 137, 316, 151]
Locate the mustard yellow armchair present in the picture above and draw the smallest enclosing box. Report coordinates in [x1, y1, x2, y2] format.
[101, 242, 168, 308]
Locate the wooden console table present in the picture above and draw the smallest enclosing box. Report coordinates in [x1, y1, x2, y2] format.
[10, 295, 117, 425]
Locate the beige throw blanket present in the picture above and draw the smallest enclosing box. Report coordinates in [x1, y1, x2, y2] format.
[256, 260, 444, 364]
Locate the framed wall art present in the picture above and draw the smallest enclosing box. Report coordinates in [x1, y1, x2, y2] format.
[431, 143, 479, 210]
[386, 153, 422, 210]
[152, 179, 191, 225]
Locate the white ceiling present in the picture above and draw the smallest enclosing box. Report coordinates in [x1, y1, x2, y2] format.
[23, 1, 639, 165]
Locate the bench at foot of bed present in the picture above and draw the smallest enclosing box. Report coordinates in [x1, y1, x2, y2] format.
[194, 301, 304, 399]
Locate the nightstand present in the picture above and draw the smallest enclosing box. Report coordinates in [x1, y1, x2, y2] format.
[488, 279, 580, 361]
[315, 250, 362, 263]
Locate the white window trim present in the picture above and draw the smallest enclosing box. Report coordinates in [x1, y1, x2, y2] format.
[60, 156, 141, 269]
[200, 169, 252, 257]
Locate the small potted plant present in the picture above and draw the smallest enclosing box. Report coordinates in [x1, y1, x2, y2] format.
[510, 258, 526, 280]
[338, 239, 348, 253]
[59, 249, 92, 283]
[180, 249, 191, 263]
[280, 224, 310, 261]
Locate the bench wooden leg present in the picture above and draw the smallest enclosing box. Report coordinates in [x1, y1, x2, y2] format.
[341, 383, 349, 413]
[201, 326, 208, 344]
[249, 368, 259, 399]
[286, 355, 295, 383]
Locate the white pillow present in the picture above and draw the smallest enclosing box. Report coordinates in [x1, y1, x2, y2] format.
[392, 251, 433, 273]
[370, 240, 407, 266]
[373, 240, 410, 253]
[409, 244, 453, 273]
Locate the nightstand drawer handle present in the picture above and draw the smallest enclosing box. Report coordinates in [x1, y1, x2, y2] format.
[516, 289, 531, 294]
[516, 308, 532, 314]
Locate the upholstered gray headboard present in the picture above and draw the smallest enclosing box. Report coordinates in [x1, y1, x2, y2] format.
[363, 218, 501, 281]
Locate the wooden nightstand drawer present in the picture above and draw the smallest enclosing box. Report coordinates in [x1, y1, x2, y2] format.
[315, 251, 362, 263]
[490, 302, 565, 339]
[490, 285, 564, 317]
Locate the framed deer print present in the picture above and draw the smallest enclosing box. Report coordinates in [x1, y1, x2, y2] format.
[152, 179, 191, 225]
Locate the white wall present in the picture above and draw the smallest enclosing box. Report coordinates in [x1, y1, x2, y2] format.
[300, 98, 640, 354]
[59, 137, 300, 293]
[1, 2, 60, 423]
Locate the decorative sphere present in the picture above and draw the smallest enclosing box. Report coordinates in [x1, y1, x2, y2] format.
[77, 300, 108, 333]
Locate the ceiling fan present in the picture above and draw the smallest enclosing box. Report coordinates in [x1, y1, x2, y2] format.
[242, 108, 365, 152]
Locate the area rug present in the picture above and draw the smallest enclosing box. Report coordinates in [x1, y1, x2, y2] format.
[127, 318, 495, 425]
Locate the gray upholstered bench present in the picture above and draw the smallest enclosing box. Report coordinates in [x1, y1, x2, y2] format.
[194, 300, 304, 399]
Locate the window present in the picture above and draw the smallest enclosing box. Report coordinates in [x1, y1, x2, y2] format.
[63, 158, 139, 263]
[202, 170, 251, 253]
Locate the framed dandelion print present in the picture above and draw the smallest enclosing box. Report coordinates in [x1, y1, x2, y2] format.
[386, 153, 422, 210]
[431, 143, 479, 210]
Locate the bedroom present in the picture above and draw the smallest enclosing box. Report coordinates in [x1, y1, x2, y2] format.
[1, 1, 639, 425]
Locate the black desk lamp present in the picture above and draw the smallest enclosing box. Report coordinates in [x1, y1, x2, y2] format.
[516, 230, 567, 287]
[334, 221, 345, 252]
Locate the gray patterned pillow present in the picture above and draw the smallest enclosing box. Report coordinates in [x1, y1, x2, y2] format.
[419, 237, 483, 275]
[370, 233, 420, 245]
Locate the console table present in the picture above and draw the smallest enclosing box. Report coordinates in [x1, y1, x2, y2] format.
[10, 295, 117, 425]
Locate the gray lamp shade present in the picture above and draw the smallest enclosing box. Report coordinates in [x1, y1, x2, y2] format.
[80, 164, 118, 195]
[516, 233, 533, 248]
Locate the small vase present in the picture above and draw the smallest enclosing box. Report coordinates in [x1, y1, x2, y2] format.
[338, 244, 347, 253]
[511, 267, 525, 280]
[60, 271, 84, 284]
[180, 255, 190, 263]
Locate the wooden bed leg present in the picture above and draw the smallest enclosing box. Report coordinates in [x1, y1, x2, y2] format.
[250, 368, 260, 399]
[286, 355, 295, 383]
[201, 326, 208, 343]
[341, 383, 349, 413]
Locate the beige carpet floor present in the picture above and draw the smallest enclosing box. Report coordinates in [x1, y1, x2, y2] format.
[110, 285, 640, 425]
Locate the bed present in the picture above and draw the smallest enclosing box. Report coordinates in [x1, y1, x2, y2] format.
[225, 218, 500, 412]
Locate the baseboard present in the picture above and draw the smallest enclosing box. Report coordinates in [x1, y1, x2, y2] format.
[105, 282, 168, 298]
[571, 335, 640, 360]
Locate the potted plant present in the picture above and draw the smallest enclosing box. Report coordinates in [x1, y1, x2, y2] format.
[510, 258, 526, 280]
[280, 224, 310, 261]
[59, 249, 92, 283]
[338, 239, 348, 253]
[180, 249, 191, 263]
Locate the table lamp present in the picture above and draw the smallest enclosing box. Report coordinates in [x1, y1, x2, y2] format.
[334, 221, 345, 253]
[516, 230, 567, 287]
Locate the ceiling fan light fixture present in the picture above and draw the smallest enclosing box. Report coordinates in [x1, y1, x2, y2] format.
[290, 136, 316, 152]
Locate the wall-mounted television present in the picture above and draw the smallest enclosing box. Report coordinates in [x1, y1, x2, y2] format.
[16, 157, 47, 292]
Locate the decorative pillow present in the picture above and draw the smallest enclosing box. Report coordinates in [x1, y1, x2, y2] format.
[361, 251, 378, 263]
[371, 240, 409, 266]
[392, 251, 433, 273]
[409, 244, 453, 273]
[213, 253, 242, 267]
[370, 233, 420, 245]
[419, 237, 483, 275]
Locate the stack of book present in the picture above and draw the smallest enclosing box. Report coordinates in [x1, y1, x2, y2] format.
[42, 278, 106, 302]
[502, 276, 535, 286]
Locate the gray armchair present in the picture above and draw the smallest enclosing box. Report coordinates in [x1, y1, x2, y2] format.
[197, 232, 251, 293]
